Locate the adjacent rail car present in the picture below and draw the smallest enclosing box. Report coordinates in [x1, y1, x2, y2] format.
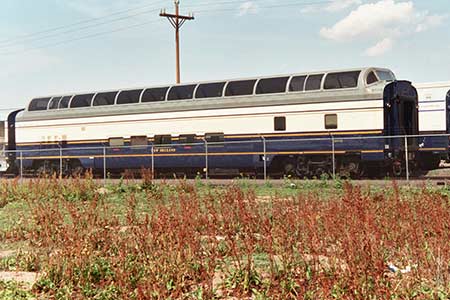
[416, 82, 450, 168]
[3, 67, 419, 178]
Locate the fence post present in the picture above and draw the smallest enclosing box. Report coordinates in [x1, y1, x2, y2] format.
[103, 146, 107, 184]
[331, 135, 336, 179]
[19, 151, 23, 180]
[151, 146, 155, 180]
[261, 136, 267, 181]
[404, 135, 409, 181]
[59, 148, 63, 180]
[204, 139, 208, 180]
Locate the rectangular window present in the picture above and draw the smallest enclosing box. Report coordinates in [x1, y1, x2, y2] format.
[324, 71, 360, 90]
[154, 135, 172, 145]
[289, 76, 307, 92]
[305, 74, 324, 91]
[130, 136, 148, 146]
[179, 134, 196, 144]
[225, 80, 257, 97]
[167, 85, 197, 101]
[142, 87, 169, 102]
[109, 137, 124, 147]
[325, 114, 338, 129]
[195, 82, 226, 99]
[274, 116, 286, 131]
[205, 133, 224, 144]
[256, 77, 289, 94]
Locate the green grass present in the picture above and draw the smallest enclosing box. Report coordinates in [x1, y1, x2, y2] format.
[0, 177, 448, 299]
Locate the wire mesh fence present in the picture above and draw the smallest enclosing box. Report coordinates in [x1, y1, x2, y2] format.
[1, 133, 448, 182]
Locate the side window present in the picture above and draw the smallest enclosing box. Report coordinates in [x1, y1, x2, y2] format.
[167, 85, 197, 101]
[59, 96, 72, 109]
[0, 121, 4, 137]
[256, 77, 289, 94]
[205, 132, 224, 144]
[305, 74, 324, 91]
[117, 89, 143, 105]
[324, 71, 360, 90]
[325, 114, 338, 129]
[93, 92, 117, 106]
[70, 94, 94, 108]
[366, 71, 378, 85]
[48, 97, 62, 110]
[195, 82, 226, 99]
[154, 135, 172, 145]
[179, 134, 196, 144]
[130, 136, 148, 146]
[289, 76, 307, 92]
[28, 98, 51, 111]
[225, 80, 256, 96]
[142, 87, 169, 102]
[109, 137, 124, 147]
[274, 116, 286, 131]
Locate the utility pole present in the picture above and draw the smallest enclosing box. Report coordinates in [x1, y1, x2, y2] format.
[160, 1, 194, 84]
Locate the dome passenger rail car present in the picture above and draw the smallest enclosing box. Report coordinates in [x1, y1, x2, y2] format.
[2, 67, 420, 178]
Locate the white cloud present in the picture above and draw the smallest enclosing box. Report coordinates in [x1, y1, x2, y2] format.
[364, 38, 393, 56]
[319, 0, 446, 56]
[320, 0, 414, 41]
[301, 0, 361, 13]
[416, 14, 447, 32]
[237, 1, 259, 17]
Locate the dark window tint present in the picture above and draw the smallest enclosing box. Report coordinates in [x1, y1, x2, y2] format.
[205, 132, 224, 143]
[109, 137, 124, 147]
[195, 82, 226, 99]
[367, 71, 378, 85]
[179, 134, 196, 144]
[154, 135, 172, 145]
[274, 117, 286, 131]
[59, 96, 72, 109]
[48, 97, 62, 110]
[93, 92, 117, 106]
[167, 85, 196, 101]
[305, 74, 324, 91]
[142, 87, 169, 102]
[324, 71, 360, 90]
[28, 98, 51, 111]
[117, 89, 142, 104]
[225, 80, 256, 96]
[256, 77, 289, 94]
[289, 76, 307, 92]
[325, 114, 338, 129]
[130, 136, 148, 146]
[70, 94, 94, 108]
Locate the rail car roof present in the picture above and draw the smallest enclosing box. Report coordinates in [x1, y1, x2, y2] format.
[18, 67, 395, 122]
[415, 82, 450, 89]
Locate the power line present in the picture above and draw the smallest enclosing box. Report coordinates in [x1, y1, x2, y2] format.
[0, 0, 167, 45]
[0, 19, 162, 56]
[0, 0, 328, 50]
[0, 7, 162, 50]
[0, 0, 336, 56]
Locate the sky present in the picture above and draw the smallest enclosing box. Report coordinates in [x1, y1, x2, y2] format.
[0, 0, 449, 118]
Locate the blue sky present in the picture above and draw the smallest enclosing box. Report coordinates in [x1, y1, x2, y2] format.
[0, 0, 449, 117]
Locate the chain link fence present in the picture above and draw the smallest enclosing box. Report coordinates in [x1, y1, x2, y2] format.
[1, 133, 448, 182]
